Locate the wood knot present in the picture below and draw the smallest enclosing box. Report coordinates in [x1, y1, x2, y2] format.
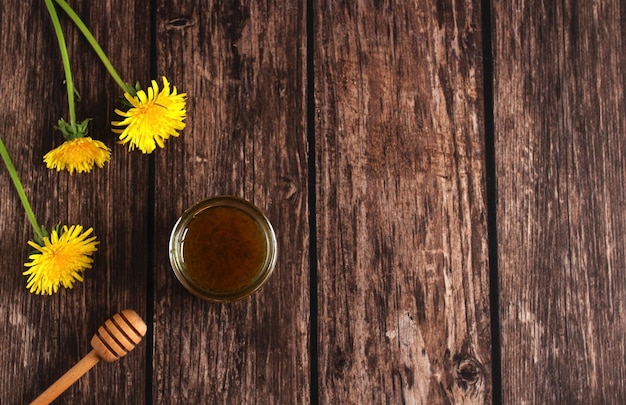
[279, 176, 298, 201]
[332, 350, 352, 377]
[453, 354, 484, 391]
[165, 16, 194, 30]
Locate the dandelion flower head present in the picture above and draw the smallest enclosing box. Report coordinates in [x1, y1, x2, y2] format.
[23, 225, 98, 295]
[112, 76, 187, 153]
[44, 137, 111, 174]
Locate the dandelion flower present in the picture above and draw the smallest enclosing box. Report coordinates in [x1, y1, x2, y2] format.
[112, 76, 187, 153]
[23, 225, 98, 295]
[44, 137, 111, 174]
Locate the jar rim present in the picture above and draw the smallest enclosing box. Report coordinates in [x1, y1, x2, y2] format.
[169, 196, 277, 302]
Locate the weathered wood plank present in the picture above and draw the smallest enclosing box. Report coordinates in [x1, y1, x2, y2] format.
[0, 2, 150, 403]
[152, 1, 309, 403]
[494, 0, 626, 402]
[314, 1, 492, 403]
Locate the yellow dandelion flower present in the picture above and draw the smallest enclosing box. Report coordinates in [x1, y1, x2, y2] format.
[44, 137, 111, 174]
[112, 76, 187, 154]
[23, 225, 98, 295]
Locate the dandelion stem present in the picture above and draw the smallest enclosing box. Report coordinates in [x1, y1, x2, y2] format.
[44, 0, 76, 124]
[53, 0, 134, 94]
[0, 137, 45, 241]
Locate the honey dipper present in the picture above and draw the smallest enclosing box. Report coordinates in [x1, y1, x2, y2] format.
[30, 309, 147, 405]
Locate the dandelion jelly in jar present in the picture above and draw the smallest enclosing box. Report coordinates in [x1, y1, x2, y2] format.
[169, 196, 277, 302]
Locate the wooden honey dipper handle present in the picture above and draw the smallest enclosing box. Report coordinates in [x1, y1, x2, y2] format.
[30, 309, 147, 405]
[29, 350, 100, 405]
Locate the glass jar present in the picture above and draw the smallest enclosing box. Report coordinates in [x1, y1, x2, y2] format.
[169, 196, 277, 302]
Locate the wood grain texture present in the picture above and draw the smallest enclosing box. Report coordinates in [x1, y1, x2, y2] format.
[493, 0, 626, 402]
[314, 1, 492, 403]
[5, 0, 626, 402]
[0, 2, 150, 404]
[152, 0, 309, 403]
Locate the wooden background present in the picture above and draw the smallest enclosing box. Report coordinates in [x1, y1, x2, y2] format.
[0, 0, 624, 403]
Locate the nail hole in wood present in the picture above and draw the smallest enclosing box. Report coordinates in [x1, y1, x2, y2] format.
[166, 17, 194, 30]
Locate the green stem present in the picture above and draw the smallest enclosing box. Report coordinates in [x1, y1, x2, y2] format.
[54, 0, 134, 94]
[44, 0, 76, 124]
[0, 137, 45, 241]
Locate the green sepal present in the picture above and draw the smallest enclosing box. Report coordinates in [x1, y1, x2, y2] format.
[32, 224, 56, 246]
[55, 118, 92, 140]
[131, 81, 142, 96]
[116, 81, 142, 110]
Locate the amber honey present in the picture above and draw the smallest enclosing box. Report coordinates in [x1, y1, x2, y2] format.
[169, 196, 277, 302]
[182, 206, 266, 292]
